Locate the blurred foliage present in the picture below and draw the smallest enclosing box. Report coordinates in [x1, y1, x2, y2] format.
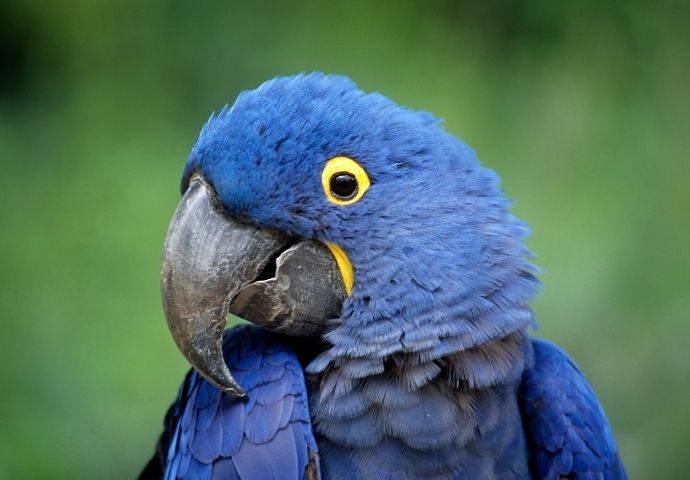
[0, 1, 688, 478]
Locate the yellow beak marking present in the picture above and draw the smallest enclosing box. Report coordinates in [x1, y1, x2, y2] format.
[325, 242, 354, 296]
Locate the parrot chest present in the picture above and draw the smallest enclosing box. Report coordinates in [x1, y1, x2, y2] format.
[310, 375, 530, 479]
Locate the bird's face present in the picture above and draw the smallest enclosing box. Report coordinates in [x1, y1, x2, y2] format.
[161, 74, 534, 396]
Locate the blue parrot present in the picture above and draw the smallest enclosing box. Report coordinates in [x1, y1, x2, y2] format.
[141, 73, 626, 479]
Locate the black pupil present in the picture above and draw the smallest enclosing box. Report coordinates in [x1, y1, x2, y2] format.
[330, 172, 358, 200]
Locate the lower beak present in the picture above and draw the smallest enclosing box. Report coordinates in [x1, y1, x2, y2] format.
[160, 176, 344, 397]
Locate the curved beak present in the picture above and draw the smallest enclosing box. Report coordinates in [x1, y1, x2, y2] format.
[161, 176, 344, 397]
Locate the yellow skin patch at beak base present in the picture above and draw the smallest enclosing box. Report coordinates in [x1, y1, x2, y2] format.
[325, 243, 354, 296]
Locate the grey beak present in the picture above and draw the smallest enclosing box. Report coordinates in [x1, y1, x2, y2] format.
[160, 176, 344, 397]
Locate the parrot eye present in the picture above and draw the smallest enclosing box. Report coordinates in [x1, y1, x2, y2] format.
[329, 172, 358, 200]
[322, 156, 371, 206]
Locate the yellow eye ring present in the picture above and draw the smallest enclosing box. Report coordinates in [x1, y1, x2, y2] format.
[321, 156, 371, 206]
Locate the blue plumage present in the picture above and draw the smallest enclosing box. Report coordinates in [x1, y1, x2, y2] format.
[145, 326, 318, 480]
[143, 73, 626, 479]
[520, 340, 626, 479]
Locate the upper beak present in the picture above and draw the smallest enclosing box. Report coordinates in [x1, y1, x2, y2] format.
[160, 176, 345, 397]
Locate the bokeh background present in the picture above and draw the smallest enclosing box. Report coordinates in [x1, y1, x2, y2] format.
[1, 1, 688, 478]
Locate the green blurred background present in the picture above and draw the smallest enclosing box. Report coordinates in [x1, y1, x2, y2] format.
[1, 1, 688, 478]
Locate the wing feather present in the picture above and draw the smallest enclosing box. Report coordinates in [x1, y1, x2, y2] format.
[140, 325, 318, 480]
[519, 339, 626, 480]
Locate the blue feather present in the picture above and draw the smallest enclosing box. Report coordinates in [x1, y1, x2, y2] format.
[189, 407, 222, 464]
[220, 396, 244, 457]
[209, 458, 240, 480]
[245, 400, 284, 444]
[158, 326, 318, 479]
[520, 339, 627, 479]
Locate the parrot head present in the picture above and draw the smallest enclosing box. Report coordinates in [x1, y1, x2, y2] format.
[161, 73, 539, 397]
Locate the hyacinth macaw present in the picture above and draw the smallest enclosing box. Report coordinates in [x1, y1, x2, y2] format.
[140, 73, 626, 479]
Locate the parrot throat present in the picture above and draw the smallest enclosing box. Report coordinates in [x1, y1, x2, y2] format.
[304, 245, 540, 477]
[307, 327, 535, 478]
